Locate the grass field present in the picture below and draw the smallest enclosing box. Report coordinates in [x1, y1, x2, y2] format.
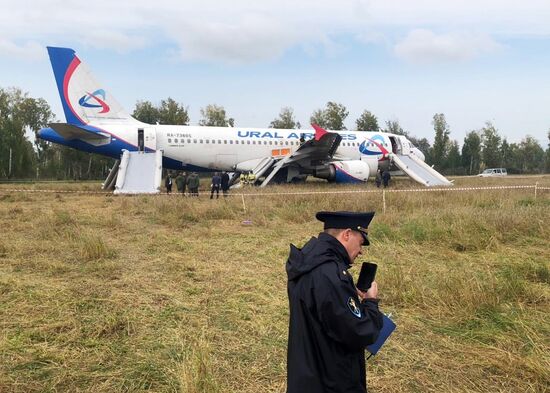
[1, 175, 549, 392]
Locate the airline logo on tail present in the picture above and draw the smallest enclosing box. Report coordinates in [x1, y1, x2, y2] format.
[78, 89, 110, 113]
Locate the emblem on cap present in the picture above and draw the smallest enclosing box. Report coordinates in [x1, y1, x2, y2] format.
[347, 297, 362, 318]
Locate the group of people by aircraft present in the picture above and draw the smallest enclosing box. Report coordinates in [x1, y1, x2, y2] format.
[239, 171, 257, 185]
[166, 168, 393, 197]
[165, 171, 200, 196]
[165, 171, 230, 198]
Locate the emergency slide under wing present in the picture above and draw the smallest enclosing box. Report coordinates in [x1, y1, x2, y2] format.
[260, 127, 342, 186]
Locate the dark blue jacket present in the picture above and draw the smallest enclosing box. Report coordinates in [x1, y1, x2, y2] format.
[286, 233, 383, 393]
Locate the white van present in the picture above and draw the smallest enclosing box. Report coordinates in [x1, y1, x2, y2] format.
[478, 168, 508, 177]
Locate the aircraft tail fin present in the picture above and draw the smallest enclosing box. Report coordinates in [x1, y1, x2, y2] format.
[47, 47, 140, 126]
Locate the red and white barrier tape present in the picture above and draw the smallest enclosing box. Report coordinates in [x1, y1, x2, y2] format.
[0, 184, 548, 197]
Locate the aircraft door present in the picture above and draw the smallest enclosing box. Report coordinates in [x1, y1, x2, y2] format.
[398, 136, 411, 155]
[143, 127, 157, 151]
[137, 128, 145, 152]
[389, 136, 398, 154]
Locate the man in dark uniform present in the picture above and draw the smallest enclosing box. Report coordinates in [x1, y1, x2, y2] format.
[382, 170, 391, 188]
[286, 211, 383, 393]
[220, 171, 230, 197]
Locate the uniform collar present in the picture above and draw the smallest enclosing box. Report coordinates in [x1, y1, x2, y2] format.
[318, 232, 352, 267]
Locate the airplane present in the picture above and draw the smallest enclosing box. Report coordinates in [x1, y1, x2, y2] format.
[38, 47, 450, 188]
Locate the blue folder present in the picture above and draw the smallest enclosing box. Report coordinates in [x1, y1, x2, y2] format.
[366, 314, 396, 356]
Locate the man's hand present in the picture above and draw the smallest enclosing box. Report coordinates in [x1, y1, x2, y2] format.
[357, 281, 378, 301]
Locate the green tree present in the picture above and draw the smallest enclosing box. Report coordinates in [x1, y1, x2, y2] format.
[132, 100, 160, 124]
[480, 122, 501, 168]
[446, 140, 462, 175]
[409, 136, 431, 162]
[461, 131, 482, 175]
[504, 143, 522, 174]
[199, 104, 234, 127]
[158, 98, 189, 125]
[355, 110, 379, 131]
[309, 102, 348, 130]
[517, 136, 545, 173]
[500, 138, 510, 168]
[0, 87, 53, 179]
[383, 119, 406, 136]
[430, 113, 450, 170]
[309, 109, 326, 128]
[269, 107, 301, 129]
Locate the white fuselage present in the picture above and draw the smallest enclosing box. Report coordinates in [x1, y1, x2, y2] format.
[96, 123, 419, 172]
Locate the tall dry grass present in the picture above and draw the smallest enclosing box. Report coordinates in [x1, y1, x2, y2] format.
[0, 175, 548, 392]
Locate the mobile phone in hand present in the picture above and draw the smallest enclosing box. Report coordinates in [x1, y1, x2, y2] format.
[357, 262, 377, 291]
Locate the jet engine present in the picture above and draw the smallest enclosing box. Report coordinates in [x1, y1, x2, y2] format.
[313, 160, 377, 183]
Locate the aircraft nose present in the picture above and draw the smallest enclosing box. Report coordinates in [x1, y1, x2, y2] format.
[413, 148, 425, 161]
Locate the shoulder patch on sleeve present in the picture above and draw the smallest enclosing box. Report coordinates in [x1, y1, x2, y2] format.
[347, 297, 362, 318]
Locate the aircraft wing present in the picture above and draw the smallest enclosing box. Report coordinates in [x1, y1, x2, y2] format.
[282, 125, 342, 169]
[259, 125, 342, 186]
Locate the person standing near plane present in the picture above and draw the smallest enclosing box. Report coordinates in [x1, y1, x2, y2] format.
[176, 172, 186, 194]
[221, 171, 230, 197]
[181, 172, 188, 195]
[375, 169, 382, 188]
[382, 170, 391, 188]
[165, 173, 173, 194]
[286, 211, 383, 393]
[247, 171, 256, 185]
[210, 172, 221, 199]
[187, 172, 200, 196]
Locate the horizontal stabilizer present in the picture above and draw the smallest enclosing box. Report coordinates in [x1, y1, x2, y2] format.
[49, 123, 111, 145]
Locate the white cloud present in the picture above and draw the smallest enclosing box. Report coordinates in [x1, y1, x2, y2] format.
[0, 0, 549, 62]
[394, 29, 504, 63]
[0, 40, 44, 60]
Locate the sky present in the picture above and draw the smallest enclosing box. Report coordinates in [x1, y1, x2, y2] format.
[1, 0, 549, 146]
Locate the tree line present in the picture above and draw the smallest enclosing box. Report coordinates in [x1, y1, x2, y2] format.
[1, 86, 549, 180]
